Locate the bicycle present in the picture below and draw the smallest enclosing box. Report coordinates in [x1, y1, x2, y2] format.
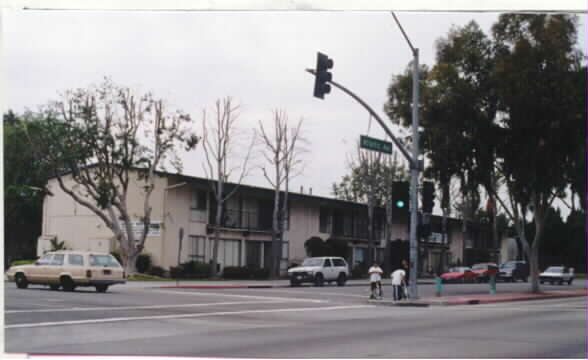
[370, 281, 383, 300]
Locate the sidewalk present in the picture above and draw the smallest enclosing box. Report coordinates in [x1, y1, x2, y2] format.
[140, 278, 434, 289]
[369, 288, 587, 307]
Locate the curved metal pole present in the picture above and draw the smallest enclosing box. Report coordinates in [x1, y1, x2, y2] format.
[305, 69, 414, 167]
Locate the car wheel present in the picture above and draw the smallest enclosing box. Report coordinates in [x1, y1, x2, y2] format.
[290, 279, 300, 287]
[15, 273, 29, 289]
[95, 284, 109, 293]
[314, 273, 324, 287]
[568, 279, 573, 285]
[61, 276, 76, 292]
[558, 279, 564, 285]
[49, 284, 60, 291]
[523, 277, 528, 283]
[540, 280, 544, 284]
[337, 273, 347, 287]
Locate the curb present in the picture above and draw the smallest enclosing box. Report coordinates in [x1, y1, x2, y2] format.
[368, 290, 586, 307]
[159, 281, 434, 290]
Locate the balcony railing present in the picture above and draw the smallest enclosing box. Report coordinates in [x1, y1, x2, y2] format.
[216, 209, 271, 231]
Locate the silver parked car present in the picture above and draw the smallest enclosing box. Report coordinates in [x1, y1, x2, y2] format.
[539, 266, 574, 285]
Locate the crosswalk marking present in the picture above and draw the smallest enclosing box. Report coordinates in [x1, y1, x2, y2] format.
[6, 305, 375, 329]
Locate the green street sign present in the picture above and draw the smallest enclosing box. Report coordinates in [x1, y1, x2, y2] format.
[360, 135, 393, 154]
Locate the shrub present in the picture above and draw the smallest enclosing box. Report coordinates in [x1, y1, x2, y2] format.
[180, 261, 210, 279]
[252, 267, 270, 279]
[136, 253, 152, 273]
[169, 266, 184, 279]
[11, 259, 36, 267]
[351, 264, 368, 279]
[148, 265, 166, 277]
[222, 266, 251, 279]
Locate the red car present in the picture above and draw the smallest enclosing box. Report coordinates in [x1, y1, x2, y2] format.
[471, 263, 499, 282]
[440, 267, 477, 283]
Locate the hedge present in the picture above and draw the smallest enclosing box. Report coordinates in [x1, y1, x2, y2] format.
[11, 259, 36, 267]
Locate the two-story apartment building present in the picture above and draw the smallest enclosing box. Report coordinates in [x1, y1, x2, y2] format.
[37, 170, 497, 275]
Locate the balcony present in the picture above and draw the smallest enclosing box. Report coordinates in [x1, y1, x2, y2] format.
[209, 209, 272, 232]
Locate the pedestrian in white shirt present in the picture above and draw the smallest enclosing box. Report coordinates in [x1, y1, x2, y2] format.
[368, 263, 383, 299]
[391, 268, 406, 301]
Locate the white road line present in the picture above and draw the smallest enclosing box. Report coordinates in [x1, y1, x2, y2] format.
[5, 304, 375, 329]
[151, 289, 328, 303]
[5, 300, 285, 314]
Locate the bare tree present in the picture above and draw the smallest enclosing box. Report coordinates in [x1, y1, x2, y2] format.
[25, 79, 199, 274]
[201, 97, 255, 278]
[258, 109, 305, 278]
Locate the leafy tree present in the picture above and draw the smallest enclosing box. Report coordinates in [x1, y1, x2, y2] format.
[385, 22, 501, 270]
[491, 14, 585, 292]
[385, 14, 584, 293]
[332, 148, 408, 266]
[3, 111, 51, 264]
[24, 79, 199, 274]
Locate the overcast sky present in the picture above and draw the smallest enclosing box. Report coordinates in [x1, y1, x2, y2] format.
[3, 10, 586, 213]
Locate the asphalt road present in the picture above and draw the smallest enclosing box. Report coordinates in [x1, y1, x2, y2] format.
[5, 281, 587, 358]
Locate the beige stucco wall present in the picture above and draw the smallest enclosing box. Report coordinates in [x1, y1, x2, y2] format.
[42, 172, 168, 264]
[285, 197, 326, 264]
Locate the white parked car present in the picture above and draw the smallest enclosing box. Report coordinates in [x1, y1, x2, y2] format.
[287, 257, 349, 287]
[6, 251, 126, 293]
[539, 266, 574, 285]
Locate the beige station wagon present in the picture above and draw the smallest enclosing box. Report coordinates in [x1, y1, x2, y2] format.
[6, 251, 126, 293]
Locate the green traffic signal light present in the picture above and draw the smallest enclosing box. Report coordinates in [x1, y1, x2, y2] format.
[396, 200, 405, 208]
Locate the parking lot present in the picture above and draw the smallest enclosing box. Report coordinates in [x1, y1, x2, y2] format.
[5, 281, 587, 358]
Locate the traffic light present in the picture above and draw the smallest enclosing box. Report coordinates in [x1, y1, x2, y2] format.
[392, 181, 409, 211]
[422, 181, 435, 213]
[313, 52, 334, 99]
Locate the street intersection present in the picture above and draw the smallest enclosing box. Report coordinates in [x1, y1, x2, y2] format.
[5, 281, 587, 358]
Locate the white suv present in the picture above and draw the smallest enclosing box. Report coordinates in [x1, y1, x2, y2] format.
[288, 257, 349, 287]
[6, 251, 126, 293]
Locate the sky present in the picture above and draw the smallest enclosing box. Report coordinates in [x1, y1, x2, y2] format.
[2, 9, 586, 216]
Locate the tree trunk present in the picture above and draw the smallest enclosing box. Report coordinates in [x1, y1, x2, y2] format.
[367, 199, 374, 267]
[271, 188, 281, 279]
[210, 198, 222, 278]
[441, 208, 448, 273]
[384, 194, 393, 275]
[530, 208, 545, 293]
[125, 251, 138, 275]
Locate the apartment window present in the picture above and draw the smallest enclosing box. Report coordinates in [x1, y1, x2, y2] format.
[190, 189, 207, 222]
[219, 239, 241, 267]
[319, 207, 331, 233]
[189, 235, 206, 262]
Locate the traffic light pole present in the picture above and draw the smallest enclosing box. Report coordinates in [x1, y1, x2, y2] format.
[408, 48, 420, 300]
[306, 65, 420, 300]
[305, 69, 414, 168]
[392, 12, 421, 300]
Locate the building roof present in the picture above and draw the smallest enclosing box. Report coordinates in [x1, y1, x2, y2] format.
[50, 165, 466, 224]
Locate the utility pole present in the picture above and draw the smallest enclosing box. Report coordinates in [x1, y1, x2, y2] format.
[392, 12, 420, 300]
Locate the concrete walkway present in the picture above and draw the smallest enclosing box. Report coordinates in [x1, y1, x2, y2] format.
[369, 288, 587, 307]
